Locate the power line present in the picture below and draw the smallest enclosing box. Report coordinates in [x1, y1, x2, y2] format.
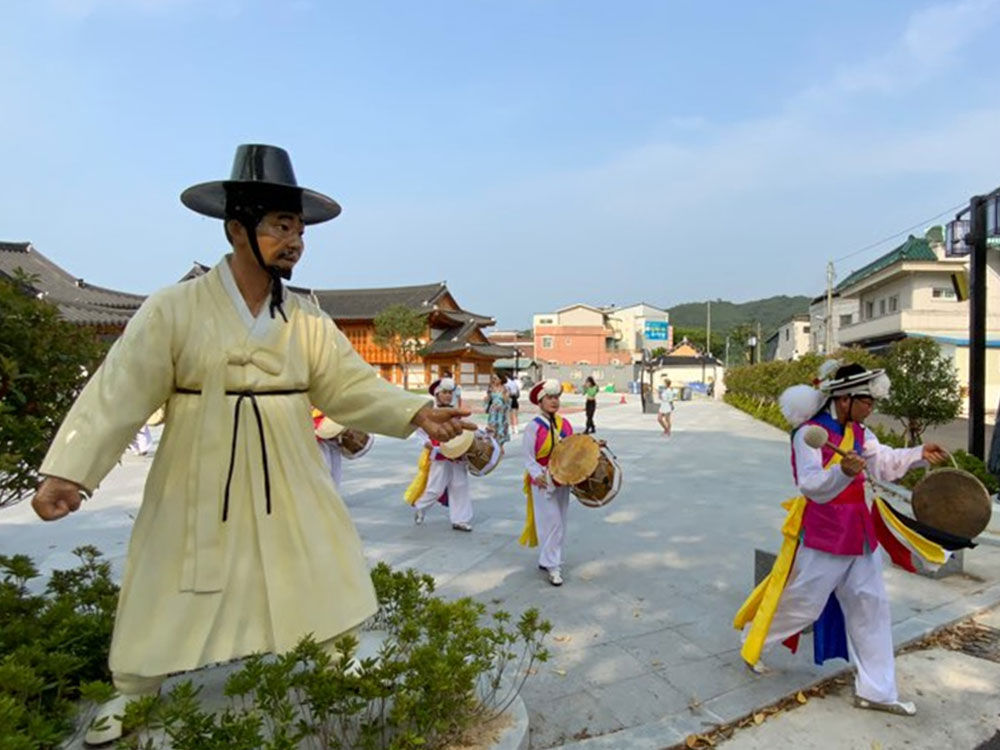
[833, 202, 967, 264]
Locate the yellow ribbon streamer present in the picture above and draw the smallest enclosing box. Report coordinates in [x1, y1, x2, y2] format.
[404, 448, 432, 506]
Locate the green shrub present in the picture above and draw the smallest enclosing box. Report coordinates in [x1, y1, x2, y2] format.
[0, 546, 118, 749]
[0, 273, 107, 506]
[120, 562, 551, 750]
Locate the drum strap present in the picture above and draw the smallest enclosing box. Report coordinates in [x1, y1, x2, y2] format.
[175, 387, 307, 522]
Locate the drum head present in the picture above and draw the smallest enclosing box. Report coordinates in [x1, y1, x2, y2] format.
[912, 468, 991, 539]
[549, 434, 600, 486]
[316, 417, 345, 441]
[439, 430, 475, 459]
[467, 432, 502, 477]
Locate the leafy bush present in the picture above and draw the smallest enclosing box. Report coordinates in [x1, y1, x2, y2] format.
[120, 562, 551, 750]
[0, 546, 118, 750]
[879, 337, 962, 445]
[0, 273, 107, 506]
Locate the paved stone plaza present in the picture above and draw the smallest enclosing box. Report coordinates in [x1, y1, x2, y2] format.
[3, 393, 1000, 749]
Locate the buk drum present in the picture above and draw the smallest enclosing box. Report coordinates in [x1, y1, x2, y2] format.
[549, 434, 622, 508]
[466, 431, 502, 477]
[338, 429, 375, 460]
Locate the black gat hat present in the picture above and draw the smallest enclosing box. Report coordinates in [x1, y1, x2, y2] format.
[180, 144, 341, 224]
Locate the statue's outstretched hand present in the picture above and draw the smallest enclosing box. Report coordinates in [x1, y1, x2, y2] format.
[411, 405, 476, 442]
[32, 477, 86, 521]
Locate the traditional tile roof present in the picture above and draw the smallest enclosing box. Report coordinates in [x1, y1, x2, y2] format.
[302, 282, 449, 320]
[836, 235, 938, 292]
[0, 242, 145, 326]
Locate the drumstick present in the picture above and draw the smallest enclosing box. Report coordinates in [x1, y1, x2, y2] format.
[801, 425, 849, 456]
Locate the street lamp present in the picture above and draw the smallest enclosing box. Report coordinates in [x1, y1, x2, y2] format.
[747, 335, 758, 365]
[957, 188, 1000, 459]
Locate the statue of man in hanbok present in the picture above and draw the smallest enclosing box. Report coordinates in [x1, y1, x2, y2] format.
[30, 144, 474, 744]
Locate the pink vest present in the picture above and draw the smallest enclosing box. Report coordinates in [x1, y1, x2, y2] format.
[795, 419, 878, 556]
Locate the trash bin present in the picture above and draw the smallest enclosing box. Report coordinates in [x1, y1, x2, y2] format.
[681, 387, 692, 401]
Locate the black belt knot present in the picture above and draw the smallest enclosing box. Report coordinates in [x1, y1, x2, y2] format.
[175, 387, 307, 522]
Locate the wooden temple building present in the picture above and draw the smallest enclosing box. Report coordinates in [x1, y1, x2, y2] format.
[0, 243, 506, 387]
[0, 242, 145, 339]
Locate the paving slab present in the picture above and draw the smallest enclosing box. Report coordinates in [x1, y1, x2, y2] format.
[4, 394, 1000, 748]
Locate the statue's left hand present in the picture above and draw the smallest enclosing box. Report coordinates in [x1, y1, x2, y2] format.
[411, 404, 476, 442]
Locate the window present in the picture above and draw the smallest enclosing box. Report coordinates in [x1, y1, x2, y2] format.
[865, 301, 874, 319]
[932, 287, 956, 299]
[840, 314, 853, 326]
[889, 295, 898, 313]
[785, 329, 790, 340]
[803, 325, 811, 333]
[879, 299, 886, 316]
[538, 317, 554, 324]
[542, 336, 554, 349]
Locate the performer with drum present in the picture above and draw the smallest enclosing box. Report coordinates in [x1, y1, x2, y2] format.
[406, 378, 475, 532]
[520, 378, 575, 586]
[311, 408, 374, 489]
[735, 361, 950, 717]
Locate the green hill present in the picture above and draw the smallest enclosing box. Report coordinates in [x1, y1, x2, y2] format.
[667, 295, 812, 335]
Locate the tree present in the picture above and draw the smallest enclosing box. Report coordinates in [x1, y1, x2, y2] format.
[877, 337, 961, 445]
[0, 274, 106, 505]
[373, 304, 428, 390]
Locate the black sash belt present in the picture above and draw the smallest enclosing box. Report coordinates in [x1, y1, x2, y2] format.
[175, 387, 307, 522]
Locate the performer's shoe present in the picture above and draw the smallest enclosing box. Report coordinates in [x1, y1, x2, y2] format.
[744, 659, 771, 675]
[547, 567, 563, 586]
[451, 522, 473, 532]
[414, 509, 425, 525]
[84, 690, 157, 746]
[853, 696, 916, 716]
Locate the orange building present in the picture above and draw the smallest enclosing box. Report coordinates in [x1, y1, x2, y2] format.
[305, 281, 508, 387]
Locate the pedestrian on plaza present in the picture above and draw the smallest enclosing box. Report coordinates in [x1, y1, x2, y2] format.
[735, 361, 954, 717]
[506, 374, 521, 435]
[29, 144, 473, 745]
[484, 372, 511, 444]
[657, 379, 675, 437]
[583, 376, 598, 434]
[520, 378, 574, 586]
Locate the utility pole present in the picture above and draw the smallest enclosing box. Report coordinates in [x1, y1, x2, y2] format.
[725, 335, 730, 369]
[706, 300, 712, 356]
[756, 321, 762, 364]
[825, 261, 835, 354]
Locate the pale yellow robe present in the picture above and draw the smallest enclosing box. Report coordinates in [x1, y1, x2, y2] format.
[41, 257, 429, 677]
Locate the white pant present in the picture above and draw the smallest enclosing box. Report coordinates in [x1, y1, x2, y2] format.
[129, 425, 152, 454]
[534, 485, 570, 570]
[762, 545, 897, 703]
[414, 460, 472, 525]
[317, 440, 343, 489]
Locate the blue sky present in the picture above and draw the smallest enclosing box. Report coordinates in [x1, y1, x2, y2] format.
[4, 0, 1000, 328]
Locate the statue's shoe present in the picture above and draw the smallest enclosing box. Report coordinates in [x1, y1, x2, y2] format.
[85, 689, 159, 746]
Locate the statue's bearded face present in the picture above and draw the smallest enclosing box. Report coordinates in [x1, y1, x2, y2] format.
[255, 211, 305, 279]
